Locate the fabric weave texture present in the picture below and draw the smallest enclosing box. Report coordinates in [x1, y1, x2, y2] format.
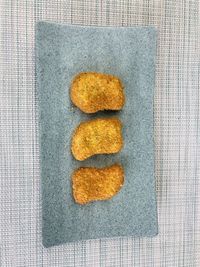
[1, 0, 200, 266]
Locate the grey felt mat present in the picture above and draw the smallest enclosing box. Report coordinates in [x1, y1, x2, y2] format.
[36, 21, 158, 248]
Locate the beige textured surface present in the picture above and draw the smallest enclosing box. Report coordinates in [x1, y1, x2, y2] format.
[1, 0, 200, 266]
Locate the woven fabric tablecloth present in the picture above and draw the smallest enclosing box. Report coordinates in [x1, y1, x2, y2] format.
[1, 1, 200, 266]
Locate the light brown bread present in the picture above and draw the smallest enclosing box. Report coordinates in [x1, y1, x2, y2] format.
[72, 164, 124, 205]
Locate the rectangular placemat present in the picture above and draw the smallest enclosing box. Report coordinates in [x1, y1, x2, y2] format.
[36, 21, 158, 247]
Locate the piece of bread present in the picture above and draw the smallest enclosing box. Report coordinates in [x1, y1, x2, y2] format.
[72, 164, 124, 204]
[71, 117, 123, 161]
[70, 72, 125, 113]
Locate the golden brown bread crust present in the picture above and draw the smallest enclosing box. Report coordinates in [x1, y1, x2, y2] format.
[70, 72, 125, 113]
[71, 117, 123, 161]
[72, 164, 124, 204]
